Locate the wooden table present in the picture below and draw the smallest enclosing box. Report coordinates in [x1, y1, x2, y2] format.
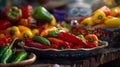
[26, 48, 120, 67]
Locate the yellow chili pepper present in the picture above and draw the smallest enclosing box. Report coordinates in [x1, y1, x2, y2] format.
[5, 26, 22, 39]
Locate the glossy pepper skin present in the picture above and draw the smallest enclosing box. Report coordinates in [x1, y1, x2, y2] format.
[85, 34, 98, 48]
[18, 25, 33, 39]
[5, 26, 22, 39]
[48, 37, 72, 49]
[0, 37, 12, 46]
[0, 38, 18, 64]
[7, 7, 22, 22]
[96, 6, 110, 16]
[58, 32, 87, 47]
[32, 36, 50, 46]
[11, 51, 28, 63]
[0, 45, 9, 59]
[47, 29, 62, 37]
[0, 19, 11, 30]
[0, 48, 12, 64]
[93, 10, 106, 24]
[33, 6, 52, 22]
[21, 5, 33, 18]
[25, 38, 51, 49]
[40, 26, 57, 36]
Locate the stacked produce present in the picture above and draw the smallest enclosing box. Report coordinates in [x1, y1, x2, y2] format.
[0, 5, 100, 51]
[79, 6, 120, 28]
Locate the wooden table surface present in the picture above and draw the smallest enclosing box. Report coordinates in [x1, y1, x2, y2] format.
[26, 48, 120, 67]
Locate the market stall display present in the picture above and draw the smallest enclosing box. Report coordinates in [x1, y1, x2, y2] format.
[0, 5, 115, 66]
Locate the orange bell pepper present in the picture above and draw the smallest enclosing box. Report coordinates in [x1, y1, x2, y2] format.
[85, 34, 98, 48]
[18, 18, 30, 27]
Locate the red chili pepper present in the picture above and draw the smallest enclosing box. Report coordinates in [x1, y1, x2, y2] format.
[58, 32, 87, 47]
[73, 45, 83, 49]
[48, 37, 72, 49]
[21, 5, 33, 18]
[0, 19, 11, 30]
[25, 38, 51, 49]
[0, 37, 12, 46]
[85, 34, 98, 48]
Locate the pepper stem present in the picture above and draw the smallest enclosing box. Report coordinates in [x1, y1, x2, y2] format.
[9, 38, 19, 48]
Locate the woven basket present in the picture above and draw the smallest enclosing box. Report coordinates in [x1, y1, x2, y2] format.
[18, 40, 108, 59]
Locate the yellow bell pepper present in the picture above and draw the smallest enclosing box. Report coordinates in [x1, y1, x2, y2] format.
[5, 26, 22, 39]
[80, 17, 95, 26]
[18, 25, 34, 39]
[93, 10, 106, 23]
[18, 25, 31, 32]
[104, 17, 120, 28]
[32, 29, 39, 36]
[21, 30, 33, 39]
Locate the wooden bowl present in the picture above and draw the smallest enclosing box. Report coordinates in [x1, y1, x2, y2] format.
[0, 53, 36, 67]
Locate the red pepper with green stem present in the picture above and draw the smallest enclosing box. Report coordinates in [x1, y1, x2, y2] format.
[48, 37, 72, 49]
[58, 32, 88, 47]
[85, 34, 98, 48]
[25, 38, 51, 49]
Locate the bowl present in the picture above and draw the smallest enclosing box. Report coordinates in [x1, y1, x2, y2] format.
[0, 52, 36, 67]
[19, 40, 108, 59]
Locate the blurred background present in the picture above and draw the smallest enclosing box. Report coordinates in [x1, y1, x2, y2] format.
[0, 0, 120, 22]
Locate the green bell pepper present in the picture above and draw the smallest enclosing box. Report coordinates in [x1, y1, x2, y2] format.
[0, 48, 12, 64]
[0, 38, 18, 64]
[7, 7, 22, 21]
[0, 44, 9, 59]
[33, 6, 52, 22]
[11, 51, 28, 64]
